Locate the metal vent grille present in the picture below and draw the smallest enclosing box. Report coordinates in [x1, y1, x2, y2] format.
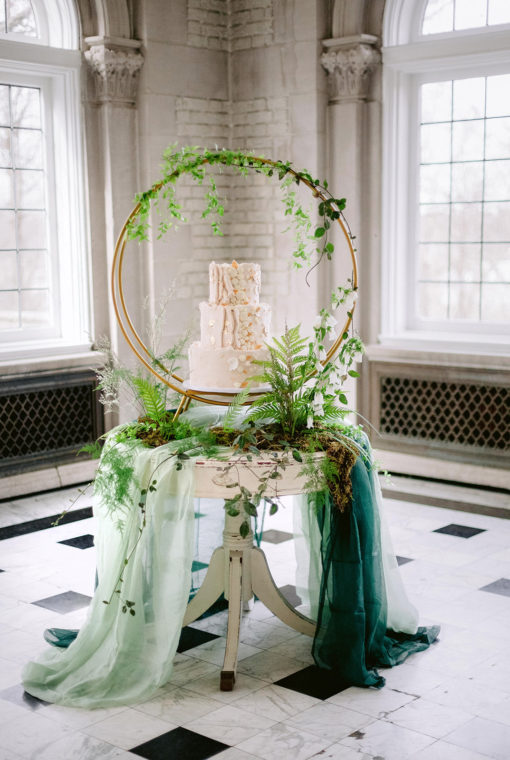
[380, 376, 510, 452]
[0, 371, 104, 475]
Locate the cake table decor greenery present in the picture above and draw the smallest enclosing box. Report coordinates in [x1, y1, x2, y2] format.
[21, 147, 439, 709]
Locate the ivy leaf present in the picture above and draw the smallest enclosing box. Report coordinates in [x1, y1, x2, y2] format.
[269, 502, 278, 515]
[240, 520, 250, 538]
[314, 227, 325, 238]
[292, 449, 303, 463]
[348, 370, 360, 377]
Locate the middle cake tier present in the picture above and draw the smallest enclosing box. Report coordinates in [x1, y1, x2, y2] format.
[199, 302, 270, 350]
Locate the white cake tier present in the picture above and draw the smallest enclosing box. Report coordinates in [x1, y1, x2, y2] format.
[199, 302, 270, 351]
[188, 343, 269, 389]
[209, 260, 261, 306]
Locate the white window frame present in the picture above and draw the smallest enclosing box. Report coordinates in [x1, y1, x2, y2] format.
[381, 0, 510, 353]
[0, 39, 91, 360]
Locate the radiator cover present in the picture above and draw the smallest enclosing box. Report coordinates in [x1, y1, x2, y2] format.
[0, 369, 104, 476]
[364, 361, 510, 469]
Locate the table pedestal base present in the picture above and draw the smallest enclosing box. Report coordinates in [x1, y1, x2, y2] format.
[182, 509, 316, 690]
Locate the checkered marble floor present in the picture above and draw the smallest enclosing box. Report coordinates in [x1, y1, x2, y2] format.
[0, 484, 510, 759]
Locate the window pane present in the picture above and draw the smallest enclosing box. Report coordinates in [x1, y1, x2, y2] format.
[454, 0, 487, 30]
[422, 0, 454, 34]
[0, 291, 19, 329]
[453, 78, 485, 120]
[488, 0, 510, 25]
[450, 244, 481, 281]
[449, 283, 480, 319]
[421, 81, 452, 122]
[0, 2, 5, 29]
[421, 123, 451, 163]
[451, 162, 483, 202]
[12, 128, 42, 169]
[485, 117, 510, 159]
[482, 243, 510, 281]
[0, 128, 12, 166]
[11, 87, 40, 129]
[418, 243, 449, 280]
[0, 86, 9, 126]
[484, 160, 510, 201]
[15, 169, 44, 208]
[20, 250, 49, 288]
[483, 201, 510, 240]
[418, 282, 449, 318]
[0, 209, 16, 247]
[21, 289, 51, 326]
[452, 120, 484, 161]
[7, 0, 37, 37]
[0, 169, 14, 207]
[486, 74, 510, 117]
[451, 202, 482, 241]
[0, 250, 18, 288]
[419, 204, 450, 241]
[481, 284, 510, 320]
[420, 164, 451, 203]
[17, 210, 46, 248]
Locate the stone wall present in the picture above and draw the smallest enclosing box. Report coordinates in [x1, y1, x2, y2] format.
[135, 0, 328, 355]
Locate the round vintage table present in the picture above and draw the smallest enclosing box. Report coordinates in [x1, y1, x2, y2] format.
[184, 453, 320, 690]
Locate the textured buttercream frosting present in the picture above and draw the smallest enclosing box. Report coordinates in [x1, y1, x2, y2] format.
[188, 260, 271, 389]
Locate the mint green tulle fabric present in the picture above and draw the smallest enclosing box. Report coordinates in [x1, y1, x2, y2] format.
[22, 439, 196, 708]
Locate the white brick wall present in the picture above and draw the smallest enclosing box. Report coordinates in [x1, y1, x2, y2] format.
[187, 0, 273, 51]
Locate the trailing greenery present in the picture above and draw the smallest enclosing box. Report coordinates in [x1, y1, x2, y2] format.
[126, 145, 355, 285]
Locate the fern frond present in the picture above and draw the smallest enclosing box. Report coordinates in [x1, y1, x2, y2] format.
[222, 387, 250, 431]
[132, 376, 166, 420]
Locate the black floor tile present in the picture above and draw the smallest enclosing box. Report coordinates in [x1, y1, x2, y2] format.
[261, 529, 293, 544]
[278, 584, 302, 607]
[0, 569, 4, 572]
[275, 665, 350, 700]
[177, 626, 220, 653]
[130, 727, 229, 760]
[191, 560, 209, 572]
[0, 506, 93, 540]
[0, 683, 49, 712]
[479, 577, 510, 597]
[32, 590, 92, 613]
[433, 523, 486, 538]
[396, 556, 414, 566]
[58, 534, 94, 549]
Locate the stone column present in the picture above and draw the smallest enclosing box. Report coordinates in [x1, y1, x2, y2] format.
[320, 35, 380, 415]
[83, 37, 144, 420]
[320, 34, 380, 343]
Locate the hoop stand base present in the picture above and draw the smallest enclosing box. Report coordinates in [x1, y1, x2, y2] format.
[182, 510, 316, 691]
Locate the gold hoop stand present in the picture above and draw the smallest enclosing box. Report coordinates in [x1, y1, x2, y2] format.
[111, 155, 358, 417]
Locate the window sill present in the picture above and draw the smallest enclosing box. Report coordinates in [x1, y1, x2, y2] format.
[370, 332, 510, 369]
[0, 344, 104, 376]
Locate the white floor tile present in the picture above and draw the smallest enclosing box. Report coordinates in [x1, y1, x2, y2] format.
[234, 684, 319, 722]
[236, 721, 333, 760]
[185, 703, 276, 745]
[82, 707, 176, 749]
[339, 718, 435, 759]
[443, 716, 510, 760]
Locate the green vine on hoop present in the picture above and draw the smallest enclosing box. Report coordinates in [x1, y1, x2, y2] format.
[126, 145, 356, 278]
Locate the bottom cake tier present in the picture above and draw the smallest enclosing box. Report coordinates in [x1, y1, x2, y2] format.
[188, 342, 269, 390]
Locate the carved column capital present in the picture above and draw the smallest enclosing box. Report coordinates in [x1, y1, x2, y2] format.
[321, 34, 380, 104]
[84, 38, 144, 105]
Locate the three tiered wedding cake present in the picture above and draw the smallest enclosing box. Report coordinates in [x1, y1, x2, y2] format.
[188, 260, 271, 390]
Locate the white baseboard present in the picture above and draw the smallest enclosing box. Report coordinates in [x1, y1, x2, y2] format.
[0, 458, 98, 500]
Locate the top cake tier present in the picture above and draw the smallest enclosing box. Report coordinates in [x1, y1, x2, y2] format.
[209, 260, 260, 306]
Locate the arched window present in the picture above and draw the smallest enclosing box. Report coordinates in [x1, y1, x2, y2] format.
[0, 0, 88, 357]
[382, 0, 510, 349]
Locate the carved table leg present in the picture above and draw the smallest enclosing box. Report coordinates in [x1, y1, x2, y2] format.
[182, 547, 225, 626]
[251, 547, 316, 636]
[220, 550, 243, 691]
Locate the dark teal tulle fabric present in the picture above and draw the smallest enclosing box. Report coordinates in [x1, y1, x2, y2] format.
[311, 455, 439, 688]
